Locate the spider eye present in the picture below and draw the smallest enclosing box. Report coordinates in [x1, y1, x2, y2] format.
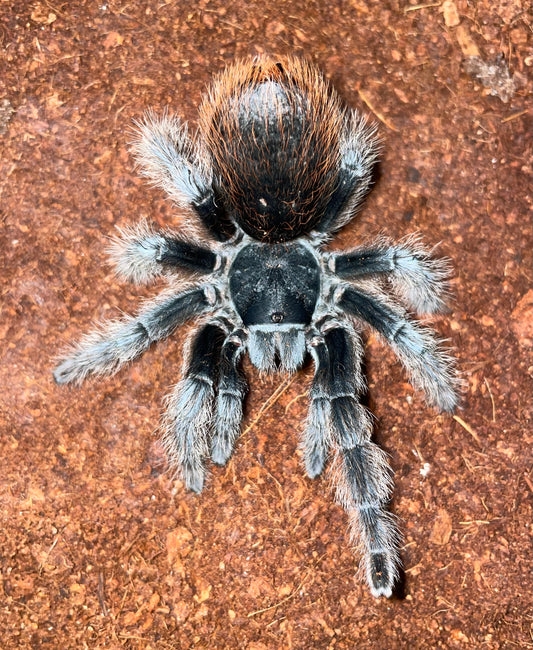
[271, 311, 284, 323]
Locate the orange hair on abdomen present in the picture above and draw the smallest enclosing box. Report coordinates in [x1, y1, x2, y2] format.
[199, 57, 344, 243]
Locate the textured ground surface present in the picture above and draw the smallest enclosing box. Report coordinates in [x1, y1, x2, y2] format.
[1, 1, 532, 648]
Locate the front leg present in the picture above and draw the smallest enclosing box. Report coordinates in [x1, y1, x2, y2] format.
[131, 112, 236, 241]
[304, 323, 364, 478]
[315, 110, 379, 235]
[304, 322, 400, 598]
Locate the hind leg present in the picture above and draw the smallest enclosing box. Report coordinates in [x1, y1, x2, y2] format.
[304, 322, 400, 597]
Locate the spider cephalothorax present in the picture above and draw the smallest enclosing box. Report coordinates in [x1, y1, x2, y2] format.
[54, 56, 459, 598]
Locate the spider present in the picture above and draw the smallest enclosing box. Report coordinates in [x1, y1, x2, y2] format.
[54, 57, 459, 598]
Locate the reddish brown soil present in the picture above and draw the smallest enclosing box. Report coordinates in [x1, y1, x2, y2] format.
[1, 1, 531, 648]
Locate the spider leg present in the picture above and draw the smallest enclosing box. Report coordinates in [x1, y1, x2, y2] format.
[306, 322, 400, 598]
[162, 323, 226, 493]
[211, 329, 248, 466]
[108, 220, 221, 284]
[303, 329, 337, 479]
[315, 110, 379, 234]
[131, 112, 235, 241]
[337, 285, 459, 412]
[53, 286, 216, 384]
[331, 235, 451, 314]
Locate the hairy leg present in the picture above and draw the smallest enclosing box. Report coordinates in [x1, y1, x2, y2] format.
[54, 287, 215, 384]
[162, 323, 226, 493]
[331, 234, 451, 314]
[131, 112, 235, 241]
[108, 220, 221, 284]
[337, 285, 459, 412]
[211, 329, 248, 466]
[305, 322, 400, 597]
[315, 110, 379, 234]
[303, 329, 334, 479]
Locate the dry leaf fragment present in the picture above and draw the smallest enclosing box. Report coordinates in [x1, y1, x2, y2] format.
[193, 577, 212, 603]
[456, 25, 480, 57]
[463, 55, 517, 103]
[0, 99, 14, 136]
[429, 509, 453, 545]
[103, 31, 124, 49]
[510, 289, 533, 346]
[166, 526, 193, 569]
[31, 8, 57, 24]
[442, 0, 460, 27]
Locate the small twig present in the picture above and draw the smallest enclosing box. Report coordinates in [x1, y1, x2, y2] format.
[412, 442, 426, 464]
[453, 414, 482, 446]
[98, 571, 109, 617]
[483, 377, 496, 422]
[38, 534, 60, 575]
[266, 471, 291, 519]
[219, 18, 244, 31]
[242, 374, 299, 438]
[117, 586, 130, 620]
[247, 572, 310, 617]
[44, 1, 67, 18]
[358, 90, 399, 132]
[461, 454, 475, 474]
[501, 109, 529, 124]
[404, 562, 423, 574]
[436, 596, 456, 609]
[404, 3, 441, 12]
[284, 391, 307, 414]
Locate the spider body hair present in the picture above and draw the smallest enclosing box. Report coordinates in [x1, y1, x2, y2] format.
[199, 58, 348, 242]
[54, 56, 460, 599]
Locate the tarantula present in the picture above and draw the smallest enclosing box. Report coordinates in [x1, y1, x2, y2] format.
[54, 57, 459, 598]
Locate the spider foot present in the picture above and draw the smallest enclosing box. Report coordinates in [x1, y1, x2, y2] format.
[182, 461, 206, 494]
[210, 435, 233, 467]
[367, 552, 396, 598]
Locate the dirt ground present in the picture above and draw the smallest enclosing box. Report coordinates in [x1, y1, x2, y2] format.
[1, 1, 532, 648]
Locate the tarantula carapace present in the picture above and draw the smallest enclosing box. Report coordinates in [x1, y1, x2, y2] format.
[54, 57, 459, 598]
